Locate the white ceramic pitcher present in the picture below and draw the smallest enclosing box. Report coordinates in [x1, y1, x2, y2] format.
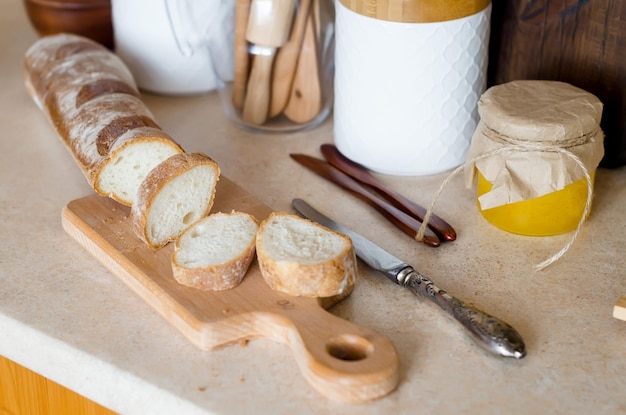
[111, 0, 235, 95]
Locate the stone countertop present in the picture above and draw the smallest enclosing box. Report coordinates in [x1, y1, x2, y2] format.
[1, 1, 625, 414]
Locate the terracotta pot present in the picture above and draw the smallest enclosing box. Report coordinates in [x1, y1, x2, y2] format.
[23, 0, 113, 49]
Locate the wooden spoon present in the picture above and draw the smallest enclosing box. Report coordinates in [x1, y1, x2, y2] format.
[242, 0, 296, 125]
[268, 0, 312, 117]
[283, 7, 322, 124]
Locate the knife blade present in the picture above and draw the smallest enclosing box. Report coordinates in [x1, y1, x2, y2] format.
[290, 153, 441, 247]
[292, 198, 527, 359]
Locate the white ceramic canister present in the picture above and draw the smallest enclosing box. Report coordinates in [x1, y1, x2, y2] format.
[111, 0, 235, 95]
[333, 0, 492, 175]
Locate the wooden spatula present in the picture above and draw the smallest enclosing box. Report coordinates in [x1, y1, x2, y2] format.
[283, 7, 322, 123]
[242, 0, 296, 125]
[268, 0, 312, 118]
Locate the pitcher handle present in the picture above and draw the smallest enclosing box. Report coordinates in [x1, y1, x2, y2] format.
[164, 0, 195, 57]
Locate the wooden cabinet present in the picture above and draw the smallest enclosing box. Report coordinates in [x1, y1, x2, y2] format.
[488, 0, 626, 167]
[0, 355, 116, 415]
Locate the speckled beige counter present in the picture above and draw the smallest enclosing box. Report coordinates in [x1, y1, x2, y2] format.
[1, 1, 625, 414]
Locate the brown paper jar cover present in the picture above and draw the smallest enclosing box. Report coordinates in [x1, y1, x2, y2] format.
[464, 80, 604, 211]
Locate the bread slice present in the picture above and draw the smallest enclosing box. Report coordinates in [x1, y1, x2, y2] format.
[172, 212, 259, 290]
[131, 152, 220, 249]
[23, 33, 184, 206]
[256, 212, 357, 298]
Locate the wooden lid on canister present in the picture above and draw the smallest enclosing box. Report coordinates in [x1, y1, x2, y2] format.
[339, 0, 491, 23]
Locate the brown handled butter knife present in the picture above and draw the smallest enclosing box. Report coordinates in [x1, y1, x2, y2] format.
[320, 144, 456, 241]
[290, 153, 441, 247]
[292, 198, 526, 359]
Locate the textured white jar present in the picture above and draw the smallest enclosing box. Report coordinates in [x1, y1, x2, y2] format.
[333, 1, 491, 176]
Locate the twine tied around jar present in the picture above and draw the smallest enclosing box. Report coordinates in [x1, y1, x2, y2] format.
[415, 124, 598, 271]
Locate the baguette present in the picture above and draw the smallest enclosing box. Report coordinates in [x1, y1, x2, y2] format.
[172, 212, 259, 290]
[23, 33, 183, 206]
[256, 212, 357, 298]
[131, 152, 220, 249]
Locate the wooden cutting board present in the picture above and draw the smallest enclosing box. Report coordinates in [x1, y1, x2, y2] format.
[61, 177, 399, 403]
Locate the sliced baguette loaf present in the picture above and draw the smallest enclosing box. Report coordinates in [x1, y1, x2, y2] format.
[256, 212, 357, 298]
[172, 212, 259, 290]
[23, 33, 183, 206]
[131, 152, 220, 249]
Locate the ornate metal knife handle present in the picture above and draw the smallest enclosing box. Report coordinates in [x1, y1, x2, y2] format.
[396, 267, 526, 359]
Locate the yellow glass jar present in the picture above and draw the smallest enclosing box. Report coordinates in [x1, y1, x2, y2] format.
[476, 169, 595, 236]
[465, 80, 605, 237]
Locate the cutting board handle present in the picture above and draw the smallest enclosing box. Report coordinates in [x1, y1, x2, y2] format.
[257, 301, 400, 402]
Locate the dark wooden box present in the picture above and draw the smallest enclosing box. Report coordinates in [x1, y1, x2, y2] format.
[488, 0, 626, 167]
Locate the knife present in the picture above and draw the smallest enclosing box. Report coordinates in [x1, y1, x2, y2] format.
[290, 153, 441, 247]
[292, 198, 527, 359]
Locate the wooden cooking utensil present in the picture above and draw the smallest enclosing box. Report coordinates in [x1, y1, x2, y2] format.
[290, 154, 441, 247]
[614, 296, 626, 321]
[312, 0, 321, 37]
[62, 178, 400, 402]
[268, 0, 312, 118]
[231, 0, 252, 110]
[320, 144, 457, 241]
[283, 7, 322, 123]
[242, 0, 296, 125]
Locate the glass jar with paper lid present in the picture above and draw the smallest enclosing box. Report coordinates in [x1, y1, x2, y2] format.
[464, 80, 605, 236]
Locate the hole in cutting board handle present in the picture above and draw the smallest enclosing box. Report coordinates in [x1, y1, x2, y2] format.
[326, 334, 373, 361]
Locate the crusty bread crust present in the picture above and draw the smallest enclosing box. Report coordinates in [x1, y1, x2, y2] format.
[172, 212, 259, 291]
[131, 152, 220, 249]
[23, 34, 183, 206]
[256, 212, 357, 298]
